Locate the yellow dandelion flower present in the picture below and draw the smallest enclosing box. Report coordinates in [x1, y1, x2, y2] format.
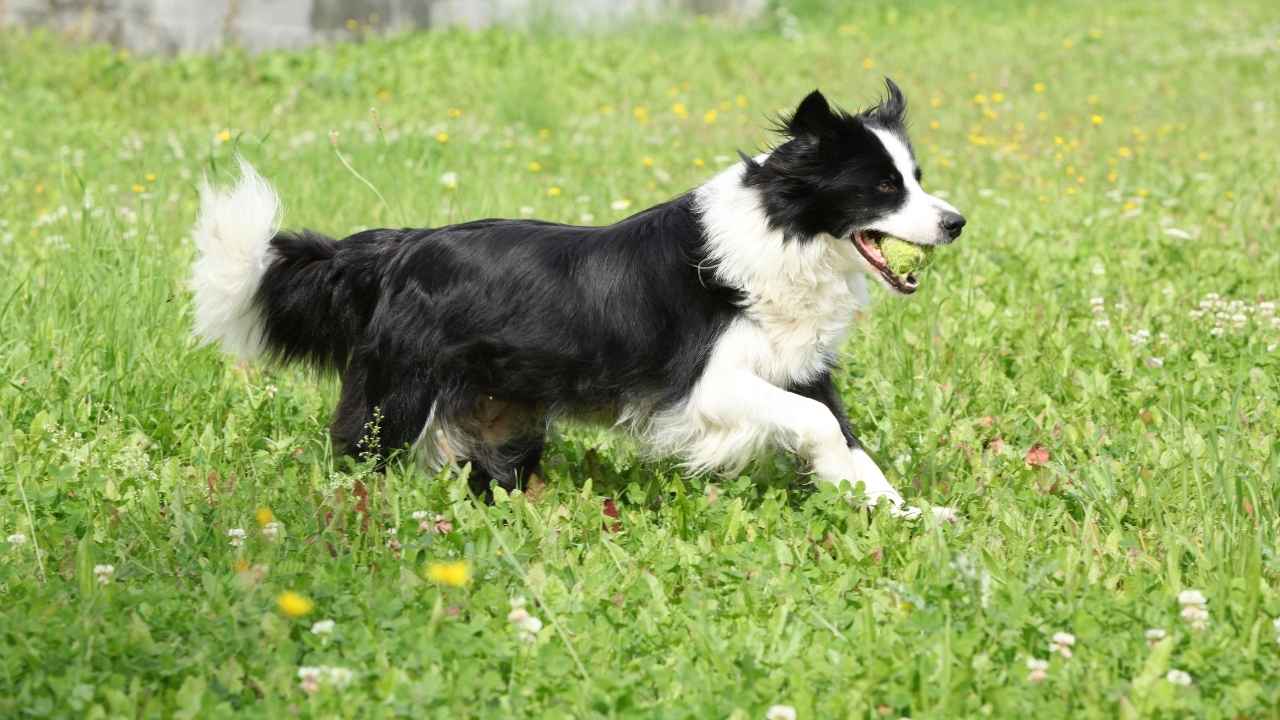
[376, 89, 392, 102]
[277, 591, 314, 617]
[1117, 146, 1132, 158]
[1197, 151, 1211, 161]
[692, 158, 705, 168]
[538, 128, 551, 140]
[1065, 186, 1078, 195]
[425, 561, 471, 587]
[145, 173, 157, 182]
[436, 132, 449, 144]
[672, 102, 688, 119]
[972, 94, 987, 105]
[216, 129, 231, 143]
[131, 184, 145, 194]
[35, 183, 44, 194]
[448, 108, 463, 118]
[633, 106, 650, 123]
[929, 120, 941, 130]
[1076, 176, 1085, 184]
[1137, 188, 1150, 197]
[1091, 114, 1104, 126]
[1087, 94, 1100, 105]
[256, 507, 274, 527]
[547, 186, 561, 197]
[1037, 111, 1049, 121]
[1088, 28, 1103, 39]
[992, 92, 1005, 103]
[983, 110, 999, 120]
[703, 110, 717, 125]
[1062, 38, 1075, 49]
[528, 161, 543, 173]
[642, 157, 654, 168]
[735, 95, 749, 109]
[1122, 201, 1137, 211]
[233, 558, 250, 573]
[930, 97, 943, 109]
[862, 57, 875, 70]
[345, 18, 359, 31]
[1107, 171, 1118, 183]
[1033, 82, 1046, 93]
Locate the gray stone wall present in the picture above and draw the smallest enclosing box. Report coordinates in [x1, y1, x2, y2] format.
[1, 0, 765, 53]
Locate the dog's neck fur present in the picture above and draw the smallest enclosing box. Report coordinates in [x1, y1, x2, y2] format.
[693, 157, 871, 386]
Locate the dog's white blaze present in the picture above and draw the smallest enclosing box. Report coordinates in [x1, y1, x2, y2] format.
[190, 158, 279, 359]
[638, 158, 903, 507]
[866, 127, 961, 245]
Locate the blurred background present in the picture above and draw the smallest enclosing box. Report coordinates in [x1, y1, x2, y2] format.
[4, 0, 765, 53]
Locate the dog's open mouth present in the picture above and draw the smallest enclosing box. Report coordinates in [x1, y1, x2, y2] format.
[852, 230, 920, 294]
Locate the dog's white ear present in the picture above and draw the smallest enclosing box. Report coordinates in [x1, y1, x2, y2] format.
[785, 89, 836, 138]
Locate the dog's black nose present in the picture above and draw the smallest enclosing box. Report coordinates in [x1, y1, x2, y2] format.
[940, 211, 966, 240]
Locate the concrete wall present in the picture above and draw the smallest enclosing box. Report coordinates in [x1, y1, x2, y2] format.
[1, 0, 766, 53]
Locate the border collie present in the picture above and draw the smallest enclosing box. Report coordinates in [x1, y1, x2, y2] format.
[190, 79, 964, 517]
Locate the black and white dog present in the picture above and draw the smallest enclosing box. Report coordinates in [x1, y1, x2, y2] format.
[191, 79, 964, 516]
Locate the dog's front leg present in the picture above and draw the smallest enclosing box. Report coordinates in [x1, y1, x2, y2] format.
[696, 370, 905, 508]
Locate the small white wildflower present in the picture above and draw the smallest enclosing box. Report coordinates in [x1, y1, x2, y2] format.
[311, 619, 336, 636]
[1094, 318, 1111, 329]
[1145, 628, 1166, 646]
[1189, 309, 1204, 319]
[1090, 296, 1105, 306]
[579, 212, 595, 223]
[1049, 632, 1076, 658]
[6, 532, 27, 546]
[411, 510, 430, 522]
[1209, 326, 1225, 337]
[298, 667, 322, 694]
[1130, 329, 1150, 345]
[1257, 301, 1275, 316]
[298, 665, 353, 694]
[1180, 604, 1209, 630]
[261, 521, 283, 541]
[227, 528, 247, 547]
[1177, 589, 1206, 607]
[508, 597, 543, 642]
[1026, 657, 1049, 683]
[1163, 227, 1192, 240]
[93, 564, 115, 585]
[519, 206, 535, 217]
[1146, 357, 1164, 368]
[1165, 669, 1192, 686]
[610, 199, 632, 211]
[765, 705, 797, 720]
[439, 171, 458, 189]
[1091, 262, 1106, 276]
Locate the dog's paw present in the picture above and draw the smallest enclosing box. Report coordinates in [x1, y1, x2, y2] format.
[930, 505, 961, 524]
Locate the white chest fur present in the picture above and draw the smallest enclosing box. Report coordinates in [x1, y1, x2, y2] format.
[694, 161, 871, 386]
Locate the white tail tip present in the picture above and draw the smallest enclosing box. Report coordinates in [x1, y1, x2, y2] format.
[189, 157, 281, 360]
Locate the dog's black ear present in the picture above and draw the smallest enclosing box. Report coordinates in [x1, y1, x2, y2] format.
[867, 77, 907, 126]
[784, 90, 836, 138]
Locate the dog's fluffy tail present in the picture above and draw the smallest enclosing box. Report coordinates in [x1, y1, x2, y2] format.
[190, 159, 371, 369]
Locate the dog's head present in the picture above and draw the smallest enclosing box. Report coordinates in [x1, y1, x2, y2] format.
[743, 79, 965, 295]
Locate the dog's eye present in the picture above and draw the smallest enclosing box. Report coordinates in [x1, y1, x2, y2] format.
[877, 180, 898, 194]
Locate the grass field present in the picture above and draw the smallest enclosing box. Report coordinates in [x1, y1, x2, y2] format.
[2, 0, 1280, 716]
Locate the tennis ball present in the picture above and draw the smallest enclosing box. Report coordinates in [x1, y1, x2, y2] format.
[880, 237, 935, 276]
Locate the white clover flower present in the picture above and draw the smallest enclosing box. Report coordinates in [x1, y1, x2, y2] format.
[1049, 632, 1076, 658]
[227, 528, 247, 547]
[1026, 657, 1049, 683]
[1165, 669, 1192, 686]
[439, 171, 458, 189]
[6, 532, 27, 546]
[1094, 318, 1111, 329]
[311, 619, 336, 636]
[298, 665, 353, 694]
[93, 564, 115, 585]
[765, 705, 797, 720]
[610, 199, 632, 211]
[1180, 604, 1209, 630]
[579, 212, 596, 223]
[1177, 590, 1206, 607]
[411, 510, 430, 522]
[519, 206, 535, 217]
[1129, 329, 1150, 345]
[1145, 628, 1166, 646]
[1163, 227, 1192, 240]
[1089, 296, 1105, 306]
[508, 597, 543, 642]
[1146, 357, 1164, 368]
[261, 521, 283, 541]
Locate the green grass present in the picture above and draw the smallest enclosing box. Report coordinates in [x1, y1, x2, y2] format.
[2, 1, 1280, 716]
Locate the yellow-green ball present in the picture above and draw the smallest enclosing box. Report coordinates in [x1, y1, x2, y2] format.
[880, 237, 935, 276]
